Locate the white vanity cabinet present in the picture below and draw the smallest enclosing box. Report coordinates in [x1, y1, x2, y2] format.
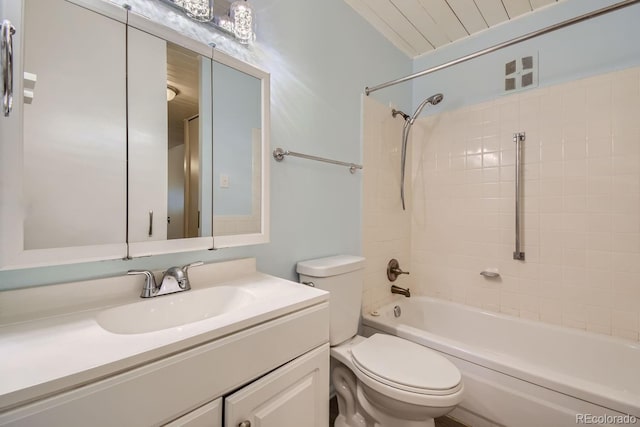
[225, 344, 329, 427]
[165, 399, 222, 427]
[167, 344, 329, 427]
[0, 301, 330, 427]
[0, 0, 128, 269]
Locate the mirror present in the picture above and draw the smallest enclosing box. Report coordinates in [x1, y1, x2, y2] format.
[212, 61, 262, 237]
[126, 20, 214, 257]
[211, 52, 270, 247]
[20, 0, 127, 254]
[166, 42, 213, 240]
[1, 4, 270, 269]
[127, 15, 269, 255]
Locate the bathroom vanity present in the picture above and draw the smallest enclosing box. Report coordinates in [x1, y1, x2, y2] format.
[0, 259, 330, 426]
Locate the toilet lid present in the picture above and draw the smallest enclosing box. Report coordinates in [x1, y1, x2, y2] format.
[351, 334, 461, 395]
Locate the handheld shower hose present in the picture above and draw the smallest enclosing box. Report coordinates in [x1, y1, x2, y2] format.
[396, 93, 443, 210]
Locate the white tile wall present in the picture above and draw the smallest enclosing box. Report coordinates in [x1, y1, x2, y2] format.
[409, 66, 640, 341]
[361, 96, 413, 314]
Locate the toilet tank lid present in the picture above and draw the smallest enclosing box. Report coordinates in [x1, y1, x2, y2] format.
[296, 255, 365, 277]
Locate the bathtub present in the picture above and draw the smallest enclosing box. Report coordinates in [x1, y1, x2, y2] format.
[361, 297, 640, 427]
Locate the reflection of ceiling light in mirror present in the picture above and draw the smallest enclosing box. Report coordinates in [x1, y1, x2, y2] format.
[231, 0, 256, 45]
[167, 86, 179, 102]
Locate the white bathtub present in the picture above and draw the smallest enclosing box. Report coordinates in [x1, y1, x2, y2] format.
[361, 297, 640, 427]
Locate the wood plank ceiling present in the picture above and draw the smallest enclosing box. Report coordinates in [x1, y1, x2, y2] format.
[344, 0, 561, 58]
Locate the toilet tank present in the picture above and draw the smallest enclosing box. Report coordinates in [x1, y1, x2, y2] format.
[297, 255, 365, 346]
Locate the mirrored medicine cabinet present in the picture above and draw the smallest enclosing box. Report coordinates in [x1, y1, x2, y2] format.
[0, 0, 270, 269]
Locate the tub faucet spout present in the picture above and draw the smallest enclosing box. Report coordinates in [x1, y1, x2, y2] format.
[391, 285, 411, 298]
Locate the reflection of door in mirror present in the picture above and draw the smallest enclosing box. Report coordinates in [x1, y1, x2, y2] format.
[168, 114, 200, 239]
[21, 0, 126, 251]
[128, 31, 212, 246]
[212, 62, 262, 236]
[166, 41, 204, 240]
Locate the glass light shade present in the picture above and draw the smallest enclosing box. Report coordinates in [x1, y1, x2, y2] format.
[215, 14, 235, 34]
[230, 0, 256, 45]
[183, 0, 214, 22]
[167, 86, 178, 101]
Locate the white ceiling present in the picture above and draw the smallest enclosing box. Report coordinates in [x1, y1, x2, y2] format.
[344, 0, 561, 58]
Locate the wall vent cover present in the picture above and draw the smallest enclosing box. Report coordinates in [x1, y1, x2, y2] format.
[504, 52, 538, 94]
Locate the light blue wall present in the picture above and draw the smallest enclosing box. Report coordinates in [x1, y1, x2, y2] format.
[0, 0, 411, 289]
[410, 0, 640, 116]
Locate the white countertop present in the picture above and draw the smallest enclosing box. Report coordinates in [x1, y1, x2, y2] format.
[0, 259, 328, 411]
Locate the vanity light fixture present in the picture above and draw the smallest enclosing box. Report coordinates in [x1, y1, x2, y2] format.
[167, 86, 179, 101]
[230, 0, 255, 45]
[164, 0, 256, 44]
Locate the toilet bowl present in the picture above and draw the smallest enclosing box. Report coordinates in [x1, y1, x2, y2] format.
[331, 335, 463, 427]
[296, 255, 464, 427]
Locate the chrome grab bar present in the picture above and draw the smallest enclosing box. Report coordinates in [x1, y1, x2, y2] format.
[2, 19, 16, 117]
[273, 147, 363, 174]
[513, 132, 525, 261]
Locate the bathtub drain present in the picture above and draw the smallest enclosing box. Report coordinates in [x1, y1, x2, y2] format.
[393, 305, 401, 318]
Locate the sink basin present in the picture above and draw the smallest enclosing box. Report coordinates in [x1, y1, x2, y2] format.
[96, 286, 256, 334]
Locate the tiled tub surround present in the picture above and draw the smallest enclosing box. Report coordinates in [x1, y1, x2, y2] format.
[361, 96, 413, 314]
[410, 66, 640, 341]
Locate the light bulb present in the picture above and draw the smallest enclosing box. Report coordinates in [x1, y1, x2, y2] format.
[167, 86, 178, 102]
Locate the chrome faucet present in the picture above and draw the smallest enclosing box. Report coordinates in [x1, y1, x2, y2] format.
[391, 285, 411, 298]
[128, 261, 203, 298]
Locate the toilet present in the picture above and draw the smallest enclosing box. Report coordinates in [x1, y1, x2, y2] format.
[297, 255, 464, 427]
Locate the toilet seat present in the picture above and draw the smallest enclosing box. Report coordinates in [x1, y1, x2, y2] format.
[351, 334, 462, 397]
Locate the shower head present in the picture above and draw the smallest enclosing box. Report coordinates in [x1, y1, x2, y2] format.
[410, 93, 444, 123]
[428, 93, 444, 105]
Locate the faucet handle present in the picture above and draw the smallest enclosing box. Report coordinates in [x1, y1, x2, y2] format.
[178, 261, 203, 290]
[182, 261, 204, 273]
[387, 259, 410, 282]
[128, 270, 158, 298]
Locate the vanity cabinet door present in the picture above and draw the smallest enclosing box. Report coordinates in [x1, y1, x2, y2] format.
[0, 0, 128, 269]
[224, 344, 329, 427]
[165, 398, 222, 427]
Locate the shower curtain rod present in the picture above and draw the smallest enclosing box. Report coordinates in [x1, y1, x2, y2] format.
[365, 0, 640, 96]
